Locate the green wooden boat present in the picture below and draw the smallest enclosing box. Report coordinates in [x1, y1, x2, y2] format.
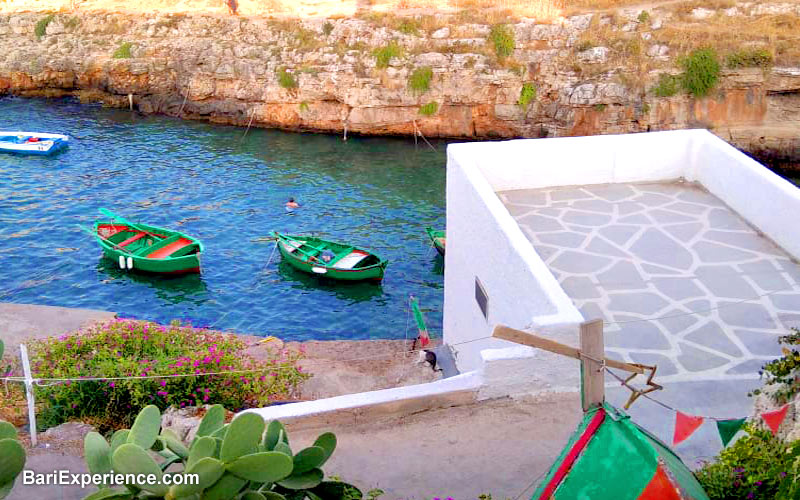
[425, 227, 446, 257]
[271, 232, 388, 282]
[89, 209, 203, 275]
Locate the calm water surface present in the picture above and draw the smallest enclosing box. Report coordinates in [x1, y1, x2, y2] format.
[0, 97, 447, 341]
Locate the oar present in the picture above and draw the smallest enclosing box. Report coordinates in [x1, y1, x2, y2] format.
[98, 208, 161, 240]
[77, 225, 134, 255]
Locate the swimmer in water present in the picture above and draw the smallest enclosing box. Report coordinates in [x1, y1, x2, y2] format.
[285, 197, 300, 211]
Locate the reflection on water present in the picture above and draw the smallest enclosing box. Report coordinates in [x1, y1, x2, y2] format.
[0, 96, 446, 340]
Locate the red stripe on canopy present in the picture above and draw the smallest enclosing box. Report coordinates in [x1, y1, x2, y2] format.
[537, 407, 606, 500]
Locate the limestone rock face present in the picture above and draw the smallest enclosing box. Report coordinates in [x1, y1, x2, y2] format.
[0, 9, 797, 162]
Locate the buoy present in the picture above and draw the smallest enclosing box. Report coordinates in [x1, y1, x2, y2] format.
[127, 257, 133, 269]
[311, 267, 327, 274]
[118, 255, 126, 269]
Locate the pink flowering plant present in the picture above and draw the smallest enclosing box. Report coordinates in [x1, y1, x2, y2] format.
[27, 319, 308, 430]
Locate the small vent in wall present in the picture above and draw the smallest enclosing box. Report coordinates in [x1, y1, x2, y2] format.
[475, 277, 488, 320]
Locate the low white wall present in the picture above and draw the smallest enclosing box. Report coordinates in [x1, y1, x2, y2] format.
[240, 371, 482, 421]
[444, 144, 583, 389]
[689, 132, 800, 260]
[455, 130, 697, 192]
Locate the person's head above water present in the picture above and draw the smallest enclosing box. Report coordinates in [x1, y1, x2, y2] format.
[288, 197, 295, 202]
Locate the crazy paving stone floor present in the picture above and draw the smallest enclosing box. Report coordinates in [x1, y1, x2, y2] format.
[499, 181, 800, 383]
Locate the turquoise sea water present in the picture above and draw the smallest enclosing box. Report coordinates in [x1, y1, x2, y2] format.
[0, 97, 446, 340]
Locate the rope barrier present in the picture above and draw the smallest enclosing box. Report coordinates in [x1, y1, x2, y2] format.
[0, 335, 493, 385]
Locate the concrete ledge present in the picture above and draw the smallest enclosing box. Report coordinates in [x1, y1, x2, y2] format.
[239, 371, 482, 430]
[0, 302, 117, 353]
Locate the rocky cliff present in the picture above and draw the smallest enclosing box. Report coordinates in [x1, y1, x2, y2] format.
[1, 3, 799, 162]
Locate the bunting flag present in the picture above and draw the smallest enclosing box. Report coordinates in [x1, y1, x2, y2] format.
[762, 404, 790, 436]
[716, 418, 746, 447]
[673, 411, 704, 446]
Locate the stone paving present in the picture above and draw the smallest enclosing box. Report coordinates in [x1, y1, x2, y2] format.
[499, 181, 800, 383]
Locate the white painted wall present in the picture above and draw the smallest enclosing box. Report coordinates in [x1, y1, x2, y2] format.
[688, 132, 800, 261]
[444, 144, 583, 388]
[445, 128, 800, 395]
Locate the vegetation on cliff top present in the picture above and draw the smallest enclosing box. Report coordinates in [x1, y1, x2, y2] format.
[680, 47, 720, 98]
[373, 41, 404, 69]
[34, 13, 55, 39]
[489, 23, 515, 60]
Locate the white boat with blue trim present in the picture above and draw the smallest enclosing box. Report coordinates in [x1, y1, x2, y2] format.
[0, 131, 70, 156]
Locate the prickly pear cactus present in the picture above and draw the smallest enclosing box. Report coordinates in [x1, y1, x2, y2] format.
[81, 405, 361, 500]
[0, 420, 25, 500]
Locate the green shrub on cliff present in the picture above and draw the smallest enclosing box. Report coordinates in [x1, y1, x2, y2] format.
[112, 42, 133, 59]
[408, 66, 433, 95]
[34, 13, 55, 40]
[373, 41, 403, 69]
[418, 101, 438, 116]
[277, 68, 298, 89]
[726, 48, 773, 69]
[518, 82, 537, 110]
[680, 48, 720, 98]
[489, 24, 515, 60]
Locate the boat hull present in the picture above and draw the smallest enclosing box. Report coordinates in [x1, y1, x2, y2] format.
[273, 233, 387, 282]
[93, 222, 203, 275]
[0, 131, 70, 156]
[426, 227, 446, 257]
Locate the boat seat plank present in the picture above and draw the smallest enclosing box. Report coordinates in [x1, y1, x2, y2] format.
[118, 232, 146, 247]
[332, 250, 369, 270]
[148, 238, 193, 259]
[281, 240, 307, 253]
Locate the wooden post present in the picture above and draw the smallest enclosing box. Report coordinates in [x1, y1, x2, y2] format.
[580, 319, 605, 411]
[20, 344, 37, 446]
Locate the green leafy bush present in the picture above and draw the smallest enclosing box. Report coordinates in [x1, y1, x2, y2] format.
[34, 13, 55, 39]
[680, 48, 721, 98]
[322, 21, 334, 36]
[27, 319, 307, 431]
[373, 41, 403, 69]
[277, 68, 298, 89]
[637, 10, 650, 23]
[408, 66, 433, 95]
[418, 101, 438, 116]
[0, 418, 25, 499]
[518, 82, 536, 110]
[299, 101, 310, 112]
[752, 329, 800, 403]
[112, 42, 133, 59]
[489, 24, 515, 60]
[652, 73, 681, 97]
[695, 424, 800, 500]
[80, 404, 364, 499]
[726, 48, 774, 69]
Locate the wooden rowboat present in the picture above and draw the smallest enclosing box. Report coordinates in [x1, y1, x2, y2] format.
[0, 131, 69, 156]
[425, 227, 446, 257]
[89, 209, 203, 275]
[271, 232, 387, 282]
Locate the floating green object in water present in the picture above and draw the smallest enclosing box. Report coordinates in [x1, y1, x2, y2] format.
[425, 227, 445, 256]
[86, 208, 204, 275]
[271, 231, 387, 282]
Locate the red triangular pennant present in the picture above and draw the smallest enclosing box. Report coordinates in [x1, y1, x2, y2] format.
[762, 404, 790, 435]
[673, 411, 704, 446]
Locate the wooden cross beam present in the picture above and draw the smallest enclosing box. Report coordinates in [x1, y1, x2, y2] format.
[492, 322, 661, 411]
